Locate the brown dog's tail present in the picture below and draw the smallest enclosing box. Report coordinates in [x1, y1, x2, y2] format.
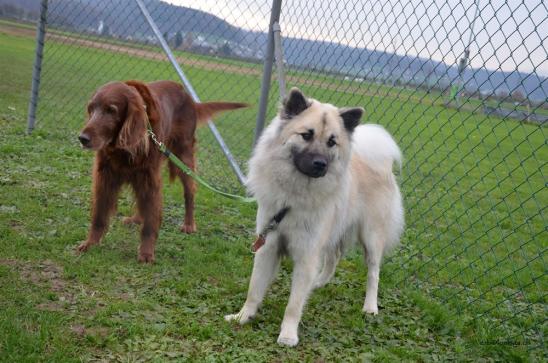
[195, 102, 248, 124]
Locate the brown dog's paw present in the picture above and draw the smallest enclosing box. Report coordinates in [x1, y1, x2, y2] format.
[180, 222, 197, 234]
[138, 253, 155, 263]
[122, 215, 142, 225]
[76, 241, 93, 253]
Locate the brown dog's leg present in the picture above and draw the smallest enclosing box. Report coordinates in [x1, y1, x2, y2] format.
[179, 152, 197, 234]
[133, 172, 162, 263]
[78, 168, 122, 252]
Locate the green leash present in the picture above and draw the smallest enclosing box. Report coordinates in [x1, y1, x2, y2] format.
[146, 123, 256, 204]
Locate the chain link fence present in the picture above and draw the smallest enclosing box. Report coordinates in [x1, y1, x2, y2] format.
[21, 0, 547, 353]
[35, 0, 276, 193]
[274, 0, 546, 351]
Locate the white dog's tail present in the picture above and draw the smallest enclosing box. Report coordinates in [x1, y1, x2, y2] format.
[351, 124, 402, 175]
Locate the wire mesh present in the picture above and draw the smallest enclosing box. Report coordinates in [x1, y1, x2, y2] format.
[38, 0, 273, 193]
[32, 0, 546, 352]
[277, 0, 546, 351]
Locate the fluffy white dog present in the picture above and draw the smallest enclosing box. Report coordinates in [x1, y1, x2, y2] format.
[225, 88, 404, 346]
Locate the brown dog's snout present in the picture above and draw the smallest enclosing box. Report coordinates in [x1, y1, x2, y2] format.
[78, 133, 91, 147]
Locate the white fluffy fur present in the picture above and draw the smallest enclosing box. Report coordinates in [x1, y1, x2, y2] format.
[352, 124, 402, 174]
[225, 98, 404, 347]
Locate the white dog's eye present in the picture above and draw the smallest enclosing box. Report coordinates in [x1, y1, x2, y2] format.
[300, 130, 313, 141]
[327, 136, 337, 147]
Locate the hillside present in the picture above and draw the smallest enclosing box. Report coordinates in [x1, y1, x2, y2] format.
[1, 0, 546, 100]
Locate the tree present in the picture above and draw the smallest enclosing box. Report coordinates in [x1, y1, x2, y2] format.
[163, 32, 169, 43]
[174, 31, 183, 48]
[511, 89, 526, 103]
[219, 42, 232, 56]
[495, 88, 509, 100]
[101, 23, 110, 37]
[183, 32, 193, 50]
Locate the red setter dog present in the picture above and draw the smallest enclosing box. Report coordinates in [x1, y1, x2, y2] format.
[77, 80, 246, 262]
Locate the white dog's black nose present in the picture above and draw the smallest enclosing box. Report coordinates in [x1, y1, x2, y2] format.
[293, 151, 328, 178]
[313, 158, 327, 171]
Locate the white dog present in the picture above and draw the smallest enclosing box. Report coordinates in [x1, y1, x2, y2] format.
[225, 88, 404, 346]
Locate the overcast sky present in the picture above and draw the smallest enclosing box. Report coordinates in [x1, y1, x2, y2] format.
[167, 0, 547, 76]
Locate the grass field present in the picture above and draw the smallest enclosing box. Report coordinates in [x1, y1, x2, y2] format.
[0, 20, 546, 361]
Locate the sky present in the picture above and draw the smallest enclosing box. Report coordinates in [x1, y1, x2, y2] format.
[166, 0, 547, 76]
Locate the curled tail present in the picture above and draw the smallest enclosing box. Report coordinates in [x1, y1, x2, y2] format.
[352, 124, 402, 175]
[195, 101, 248, 124]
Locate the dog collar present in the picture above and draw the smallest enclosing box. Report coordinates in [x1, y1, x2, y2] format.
[251, 206, 290, 253]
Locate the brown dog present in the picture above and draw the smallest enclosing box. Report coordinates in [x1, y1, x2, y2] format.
[77, 80, 246, 262]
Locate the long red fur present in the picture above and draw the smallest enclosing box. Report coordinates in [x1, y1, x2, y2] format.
[77, 80, 247, 263]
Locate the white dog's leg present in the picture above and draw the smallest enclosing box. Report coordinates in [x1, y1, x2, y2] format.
[277, 254, 319, 347]
[362, 237, 383, 315]
[225, 241, 280, 324]
[313, 247, 340, 288]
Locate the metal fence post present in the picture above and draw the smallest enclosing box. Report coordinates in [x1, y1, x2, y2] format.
[26, 0, 48, 134]
[450, 0, 480, 106]
[134, 0, 247, 185]
[254, 0, 283, 144]
[272, 22, 287, 100]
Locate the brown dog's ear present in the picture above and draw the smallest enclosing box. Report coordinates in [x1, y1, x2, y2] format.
[117, 89, 149, 155]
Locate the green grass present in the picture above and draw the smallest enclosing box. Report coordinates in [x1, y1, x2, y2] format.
[0, 22, 545, 362]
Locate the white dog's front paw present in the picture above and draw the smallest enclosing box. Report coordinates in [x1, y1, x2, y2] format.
[224, 313, 241, 322]
[277, 332, 299, 347]
[362, 301, 379, 315]
[224, 308, 254, 325]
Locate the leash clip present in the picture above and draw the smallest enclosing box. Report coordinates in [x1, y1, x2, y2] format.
[147, 124, 165, 150]
[250, 207, 290, 254]
[251, 233, 266, 254]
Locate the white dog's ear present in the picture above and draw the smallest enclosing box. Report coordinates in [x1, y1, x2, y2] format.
[281, 87, 310, 119]
[339, 107, 364, 132]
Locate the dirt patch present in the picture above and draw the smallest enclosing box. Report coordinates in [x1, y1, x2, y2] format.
[0, 258, 115, 340]
[0, 23, 36, 38]
[0, 258, 77, 311]
[1, 22, 262, 77]
[70, 324, 86, 336]
[70, 324, 109, 339]
[0, 258, 17, 266]
[36, 301, 65, 312]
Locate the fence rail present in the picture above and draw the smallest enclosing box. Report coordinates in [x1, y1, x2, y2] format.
[18, 0, 547, 353]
